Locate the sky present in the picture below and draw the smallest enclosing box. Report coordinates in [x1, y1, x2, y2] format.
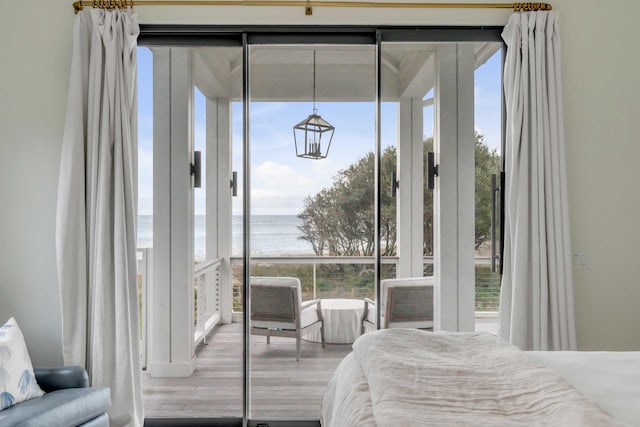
[137, 45, 502, 216]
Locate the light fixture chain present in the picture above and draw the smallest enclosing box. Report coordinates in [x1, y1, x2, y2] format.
[313, 50, 316, 113]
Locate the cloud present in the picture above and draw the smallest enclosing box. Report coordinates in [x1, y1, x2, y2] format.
[250, 161, 324, 215]
[254, 160, 311, 187]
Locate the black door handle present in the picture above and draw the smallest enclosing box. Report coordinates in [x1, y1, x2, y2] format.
[191, 151, 201, 188]
[427, 152, 439, 190]
[391, 171, 399, 198]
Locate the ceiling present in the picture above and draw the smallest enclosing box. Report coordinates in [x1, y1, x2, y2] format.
[192, 42, 501, 102]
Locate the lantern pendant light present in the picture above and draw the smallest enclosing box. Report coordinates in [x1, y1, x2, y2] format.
[293, 50, 335, 160]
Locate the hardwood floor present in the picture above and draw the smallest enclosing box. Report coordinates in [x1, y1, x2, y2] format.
[143, 318, 498, 419]
[143, 322, 353, 419]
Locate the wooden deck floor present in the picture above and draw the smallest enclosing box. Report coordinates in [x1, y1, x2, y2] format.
[143, 322, 353, 419]
[143, 318, 498, 419]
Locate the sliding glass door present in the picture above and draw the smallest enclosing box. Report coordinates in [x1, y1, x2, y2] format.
[379, 38, 504, 333]
[137, 26, 503, 424]
[246, 43, 377, 420]
[138, 43, 245, 419]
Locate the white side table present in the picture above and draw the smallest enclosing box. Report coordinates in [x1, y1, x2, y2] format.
[304, 298, 365, 344]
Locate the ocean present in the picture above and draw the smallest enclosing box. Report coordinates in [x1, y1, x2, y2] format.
[137, 215, 315, 260]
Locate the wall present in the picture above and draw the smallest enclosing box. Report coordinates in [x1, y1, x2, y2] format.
[0, 0, 638, 366]
[561, 0, 640, 349]
[0, 0, 73, 365]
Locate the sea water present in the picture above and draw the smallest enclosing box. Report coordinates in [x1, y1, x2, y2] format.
[137, 214, 315, 260]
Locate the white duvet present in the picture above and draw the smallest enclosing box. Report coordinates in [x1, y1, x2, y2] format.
[322, 329, 626, 426]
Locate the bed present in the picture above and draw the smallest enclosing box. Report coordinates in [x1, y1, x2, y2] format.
[321, 329, 640, 426]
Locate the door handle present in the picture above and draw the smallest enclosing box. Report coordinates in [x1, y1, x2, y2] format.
[231, 171, 238, 197]
[391, 171, 399, 198]
[491, 173, 498, 273]
[191, 151, 201, 188]
[427, 152, 439, 190]
[499, 171, 505, 275]
[490, 172, 505, 274]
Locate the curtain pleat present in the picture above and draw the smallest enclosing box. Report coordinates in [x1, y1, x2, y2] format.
[499, 11, 577, 351]
[56, 8, 143, 426]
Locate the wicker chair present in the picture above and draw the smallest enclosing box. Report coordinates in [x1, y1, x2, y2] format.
[250, 277, 325, 361]
[362, 276, 434, 334]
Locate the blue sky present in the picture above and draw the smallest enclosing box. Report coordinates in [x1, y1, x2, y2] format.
[137, 46, 502, 216]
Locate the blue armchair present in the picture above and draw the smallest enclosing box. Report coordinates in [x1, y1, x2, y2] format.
[0, 366, 111, 427]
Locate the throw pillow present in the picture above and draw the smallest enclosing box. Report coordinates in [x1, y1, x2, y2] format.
[0, 317, 44, 411]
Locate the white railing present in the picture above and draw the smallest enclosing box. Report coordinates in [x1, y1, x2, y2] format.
[232, 256, 400, 299]
[136, 247, 152, 370]
[229, 255, 499, 311]
[136, 248, 223, 367]
[193, 257, 223, 346]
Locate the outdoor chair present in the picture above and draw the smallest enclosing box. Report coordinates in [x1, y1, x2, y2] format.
[250, 277, 325, 361]
[362, 276, 434, 334]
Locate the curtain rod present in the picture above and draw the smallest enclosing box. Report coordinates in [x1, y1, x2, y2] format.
[73, 1, 552, 15]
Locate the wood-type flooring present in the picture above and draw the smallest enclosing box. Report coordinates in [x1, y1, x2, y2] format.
[143, 322, 351, 419]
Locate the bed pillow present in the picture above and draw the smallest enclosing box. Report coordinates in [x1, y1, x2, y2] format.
[0, 317, 44, 411]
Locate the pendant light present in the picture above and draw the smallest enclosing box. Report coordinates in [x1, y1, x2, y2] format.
[293, 50, 335, 160]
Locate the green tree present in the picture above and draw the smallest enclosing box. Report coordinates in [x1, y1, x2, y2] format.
[298, 133, 500, 256]
[298, 147, 397, 256]
[474, 132, 502, 250]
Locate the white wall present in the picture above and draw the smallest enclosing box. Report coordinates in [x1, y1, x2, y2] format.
[560, 0, 640, 350]
[0, 0, 638, 367]
[0, 0, 73, 365]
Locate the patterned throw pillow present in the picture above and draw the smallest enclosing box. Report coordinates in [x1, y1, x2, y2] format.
[0, 317, 44, 411]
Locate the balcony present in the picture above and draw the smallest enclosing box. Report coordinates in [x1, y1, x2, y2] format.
[138, 248, 499, 418]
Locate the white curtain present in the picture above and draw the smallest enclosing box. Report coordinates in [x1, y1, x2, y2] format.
[56, 8, 143, 427]
[499, 11, 577, 351]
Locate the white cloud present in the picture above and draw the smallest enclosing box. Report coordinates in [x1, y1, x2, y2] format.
[250, 161, 324, 215]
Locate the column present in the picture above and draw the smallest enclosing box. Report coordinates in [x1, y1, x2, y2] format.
[205, 97, 233, 324]
[397, 97, 424, 278]
[150, 47, 196, 377]
[433, 44, 475, 332]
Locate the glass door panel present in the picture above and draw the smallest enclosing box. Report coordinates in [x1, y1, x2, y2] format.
[191, 45, 245, 418]
[138, 44, 244, 420]
[423, 89, 435, 276]
[379, 42, 436, 321]
[473, 45, 503, 334]
[381, 40, 503, 332]
[137, 46, 153, 372]
[248, 44, 376, 420]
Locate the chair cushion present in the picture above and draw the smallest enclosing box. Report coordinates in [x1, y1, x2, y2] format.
[0, 318, 44, 411]
[0, 387, 111, 427]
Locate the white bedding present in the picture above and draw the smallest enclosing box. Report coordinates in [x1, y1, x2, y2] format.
[322, 329, 632, 426]
[526, 351, 640, 427]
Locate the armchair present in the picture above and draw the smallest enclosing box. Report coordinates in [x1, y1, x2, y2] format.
[362, 276, 434, 334]
[250, 277, 325, 361]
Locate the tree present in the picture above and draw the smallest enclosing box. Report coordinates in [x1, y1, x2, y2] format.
[474, 132, 502, 250]
[298, 133, 501, 256]
[298, 147, 396, 256]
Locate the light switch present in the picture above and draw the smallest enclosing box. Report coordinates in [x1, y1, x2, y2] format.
[572, 252, 588, 269]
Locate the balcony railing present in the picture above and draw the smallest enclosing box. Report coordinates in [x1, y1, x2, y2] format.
[136, 248, 152, 369]
[137, 250, 500, 368]
[193, 257, 222, 346]
[137, 248, 223, 367]
[230, 256, 500, 313]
